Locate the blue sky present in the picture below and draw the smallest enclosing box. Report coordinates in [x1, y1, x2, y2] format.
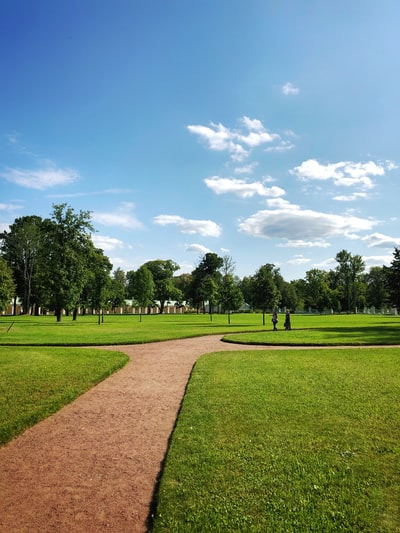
[1, 1, 399, 280]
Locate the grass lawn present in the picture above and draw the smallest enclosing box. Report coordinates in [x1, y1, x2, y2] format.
[0, 312, 399, 346]
[152, 348, 400, 532]
[0, 346, 128, 445]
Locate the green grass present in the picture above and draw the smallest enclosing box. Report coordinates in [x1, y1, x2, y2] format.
[152, 348, 400, 532]
[0, 346, 128, 445]
[0, 312, 399, 346]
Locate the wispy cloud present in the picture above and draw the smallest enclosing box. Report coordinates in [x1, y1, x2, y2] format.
[48, 188, 134, 199]
[205, 176, 285, 199]
[0, 202, 22, 212]
[361, 232, 400, 248]
[0, 165, 79, 190]
[154, 214, 222, 237]
[93, 202, 144, 230]
[282, 82, 299, 95]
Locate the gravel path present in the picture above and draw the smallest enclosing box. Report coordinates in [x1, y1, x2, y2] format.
[0, 335, 269, 533]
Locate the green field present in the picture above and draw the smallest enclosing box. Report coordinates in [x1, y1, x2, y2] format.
[0, 312, 399, 346]
[152, 348, 400, 532]
[1, 312, 399, 530]
[0, 346, 128, 445]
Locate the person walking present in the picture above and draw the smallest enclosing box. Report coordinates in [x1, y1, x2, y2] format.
[284, 309, 291, 331]
[272, 311, 278, 331]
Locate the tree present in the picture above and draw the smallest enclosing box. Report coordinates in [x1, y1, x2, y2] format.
[303, 269, 332, 312]
[218, 274, 243, 324]
[129, 265, 155, 320]
[0, 257, 15, 312]
[335, 250, 365, 312]
[385, 247, 400, 312]
[0, 215, 43, 314]
[83, 247, 112, 323]
[188, 253, 223, 316]
[39, 204, 94, 321]
[143, 259, 180, 314]
[364, 266, 389, 309]
[109, 268, 127, 312]
[251, 264, 280, 325]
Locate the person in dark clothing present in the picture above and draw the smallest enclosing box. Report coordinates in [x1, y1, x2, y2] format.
[284, 309, 291, 331]
[272, 311, 278, 331]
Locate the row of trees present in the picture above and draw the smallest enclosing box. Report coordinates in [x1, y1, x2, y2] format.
[1, 204, 400, 320]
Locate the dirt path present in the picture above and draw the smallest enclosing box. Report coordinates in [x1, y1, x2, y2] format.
[0, 337, 397, 532]
[0, 335, 270, 533]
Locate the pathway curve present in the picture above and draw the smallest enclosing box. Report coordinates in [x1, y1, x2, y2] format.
[0, 337, 396, 532]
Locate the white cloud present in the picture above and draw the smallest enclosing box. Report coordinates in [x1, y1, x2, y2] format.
[205, 176, 286, 199]
[91, 234, 126, 252]
[287, 255, 311, 265]
[93, 202, 144, 230]
[185, 243, 212, 254]
[0, 202, 22, 211]
[361, 232, 400, 248]
[278, 239, 331, 248]
[282, 82, 299, 95]
[333, 192, 369, 201]
[234, 162, 258, 174]
[363, 255, 393, 268]
[187, 116, 281, 161]
[0, 165, 79, 190]
[291, 159, 389, 190]
[154, 214, 222, 237]
[238, 205, 376, 243]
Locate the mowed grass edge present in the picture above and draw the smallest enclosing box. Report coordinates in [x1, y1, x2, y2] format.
[0, 313, 399, 346]
[0, 346, 128, 446]
[152, 348, 400, 532]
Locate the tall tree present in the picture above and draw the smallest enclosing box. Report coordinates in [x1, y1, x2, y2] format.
[83, 247, 113, 323]
[303, 269, 332, 312]
[365, 266, 389, 309]
[218, 274, 243, 324]
[0, 215, 43, 314]
[130, 265, 155, 320]
[39, 204, 94, 321]
[188, 253, 223, 315]
[143, 259, 180, 313]
[251, 263, 280, 325]
[109, 268, 127, 312]
[0, 257, 15, 312]
[385, 247, 400, 312]
[335, 250, 365, 312]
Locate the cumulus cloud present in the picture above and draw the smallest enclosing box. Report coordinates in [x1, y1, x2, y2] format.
[282, 82, 299, 95]
[187, 116, 281, 161]
[238, 204, 376, 245]
[93, 202, 144, 230]
[0, 165, 79, 190]
[185, 243, 212, 254]
[154, 215, 222, 237]
[290, 159, 389, 190]
[361, 232, 400, 248]
[204, 176, 286, 199]
[91, 234, 126, 252]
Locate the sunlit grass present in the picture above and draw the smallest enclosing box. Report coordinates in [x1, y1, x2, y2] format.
[0, 312, 398, 346]
[0, 346, 128, 445]
[152, 348, 400, 532]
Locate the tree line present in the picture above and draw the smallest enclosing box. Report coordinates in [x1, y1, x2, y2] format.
[1, 204, 400, 320]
